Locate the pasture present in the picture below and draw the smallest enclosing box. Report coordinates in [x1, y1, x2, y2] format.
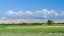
[0, 24, 64, 36]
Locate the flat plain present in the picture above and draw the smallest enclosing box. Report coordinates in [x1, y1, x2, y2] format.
[0, 24, 64, 36]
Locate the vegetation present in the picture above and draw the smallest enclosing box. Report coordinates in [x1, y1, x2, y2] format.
[0, 33, 64, 36]
[0, 26, 64, 33]
[0, 25, 63, 36]
[47, 20, 54, 25]
[0, 20, 64, 36]
[0, 20, 64, 26]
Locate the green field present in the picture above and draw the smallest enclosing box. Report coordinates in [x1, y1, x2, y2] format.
[0, 33, 64, 36]
[0, 24, 64, 36]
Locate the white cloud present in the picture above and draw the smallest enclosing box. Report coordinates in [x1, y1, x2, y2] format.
[16, 11, 24, 15]
[1, 9, 64, 23]
[6, 10, 33, 15]
[51, 10, 58, 16]
[42, 9, 50, 14]
[58, 11, 64, 17]
[26, 11, 32, 15]
[55, 13, 58, 16]
[43, 9, 47, 13]
[5, 10, 16, 15]
[4, 9, 64, 19]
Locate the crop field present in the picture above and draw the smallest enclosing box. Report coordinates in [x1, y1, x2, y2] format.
[0, 24, 64, 36]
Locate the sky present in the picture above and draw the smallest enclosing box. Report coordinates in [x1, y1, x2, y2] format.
[0, 0, 64, 20]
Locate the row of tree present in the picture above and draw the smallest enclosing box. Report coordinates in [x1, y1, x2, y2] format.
[0, 20, 64, 25]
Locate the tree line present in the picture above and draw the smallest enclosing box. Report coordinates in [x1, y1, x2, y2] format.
[0, 20, 64, 26]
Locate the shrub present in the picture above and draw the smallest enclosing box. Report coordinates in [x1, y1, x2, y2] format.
[47, 20, 54, 25]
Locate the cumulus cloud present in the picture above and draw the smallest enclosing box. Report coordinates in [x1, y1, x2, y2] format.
[26, 11, 32, 15]
[16, 11, 24, 15]
[4, 9, 64, 19]
[5, 10, 16, 15]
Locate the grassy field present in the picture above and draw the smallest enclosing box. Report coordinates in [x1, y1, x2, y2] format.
[0, 33, 64, 36]
[0, 24, 64, 36]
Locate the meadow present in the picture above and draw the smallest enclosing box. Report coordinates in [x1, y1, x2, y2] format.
[0, 24, 64, 36]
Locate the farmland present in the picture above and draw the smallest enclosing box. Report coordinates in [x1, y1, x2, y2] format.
[0, 24, 64, 36]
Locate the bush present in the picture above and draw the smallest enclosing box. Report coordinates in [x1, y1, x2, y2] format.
[47, 20, 54, 25]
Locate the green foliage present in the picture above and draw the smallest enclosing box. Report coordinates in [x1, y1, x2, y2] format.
[0, 25, 5, 28]
[22, 23, 27, 25]
[47, 20, 54, 25]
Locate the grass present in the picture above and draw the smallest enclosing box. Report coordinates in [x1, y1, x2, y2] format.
[0, 24, 64, 36]
[0, 27, 64, 36]
[0, 32, 64, 36]
[0, 26, 63, 33]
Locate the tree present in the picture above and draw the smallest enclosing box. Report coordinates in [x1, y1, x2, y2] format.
[22, 23, 27, 25]
[47, 20, 54, 25]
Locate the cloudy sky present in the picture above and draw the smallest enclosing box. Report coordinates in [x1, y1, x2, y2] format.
[0, 0, 64, 20]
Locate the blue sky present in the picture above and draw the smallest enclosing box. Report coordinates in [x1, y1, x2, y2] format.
[0, 0, 64, 19]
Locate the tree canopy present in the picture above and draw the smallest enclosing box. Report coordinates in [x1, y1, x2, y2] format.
[47, 20, 54, 25]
